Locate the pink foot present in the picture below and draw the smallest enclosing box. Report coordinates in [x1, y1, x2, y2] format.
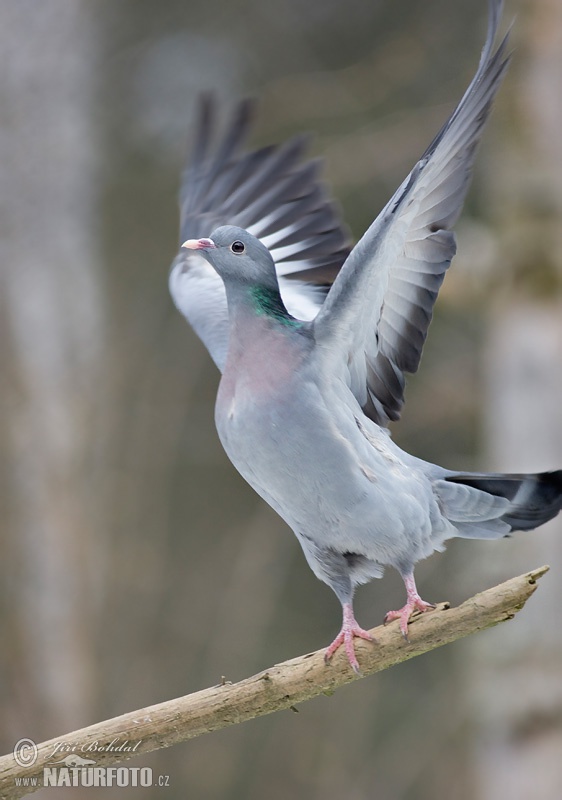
[383, 573, 435, 641]
[324, 603, 374, 675]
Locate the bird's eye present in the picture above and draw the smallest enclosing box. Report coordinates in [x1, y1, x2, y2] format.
[230, 240, 245, 254]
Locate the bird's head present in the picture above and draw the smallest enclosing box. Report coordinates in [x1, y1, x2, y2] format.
[182, 226, 278, 290]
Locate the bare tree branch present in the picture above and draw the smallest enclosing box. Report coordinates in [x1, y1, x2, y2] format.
[0, 566, 549, 799]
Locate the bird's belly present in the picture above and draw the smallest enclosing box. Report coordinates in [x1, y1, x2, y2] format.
[215, 375, 444, 566]
[215, 379, 319, 516]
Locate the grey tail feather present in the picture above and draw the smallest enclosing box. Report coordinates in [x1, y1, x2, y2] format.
[444, 470, 562, 532]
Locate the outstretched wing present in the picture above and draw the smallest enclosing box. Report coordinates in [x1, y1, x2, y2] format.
[313, 0, 509, 425]
[169, 95, 351, 370]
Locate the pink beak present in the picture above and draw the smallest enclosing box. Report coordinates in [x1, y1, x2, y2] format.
[181, 237, 216, 250]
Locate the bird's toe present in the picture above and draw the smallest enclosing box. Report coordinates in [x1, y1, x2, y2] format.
[384, 596, 436, 640]
[324, 619, 374, 674]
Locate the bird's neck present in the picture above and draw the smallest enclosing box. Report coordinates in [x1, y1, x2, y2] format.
[224, 281, 302, 332]
[247, 285, 302, 328]
[220, 281, 307, 386]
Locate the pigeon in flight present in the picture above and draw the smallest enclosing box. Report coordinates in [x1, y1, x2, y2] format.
[173, 0, 562, 674]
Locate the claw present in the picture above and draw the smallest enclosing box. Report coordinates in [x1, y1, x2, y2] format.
[383, 571, 436, 641]
[324, 603, 374, 675]
[384, 598, 436, 640]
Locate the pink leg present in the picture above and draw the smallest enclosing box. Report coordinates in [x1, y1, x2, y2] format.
[324, 602, 374, 675]
[383, 572, 436, 641]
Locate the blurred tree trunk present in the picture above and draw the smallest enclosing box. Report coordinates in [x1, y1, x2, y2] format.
[0, 0, 103, 741]
[468, 1, 562, 796]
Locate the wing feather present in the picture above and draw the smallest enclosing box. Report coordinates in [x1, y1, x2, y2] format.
[313, 0, 509, 424]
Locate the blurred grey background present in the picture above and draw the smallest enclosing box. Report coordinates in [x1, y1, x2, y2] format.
[1, 0, 562, 798]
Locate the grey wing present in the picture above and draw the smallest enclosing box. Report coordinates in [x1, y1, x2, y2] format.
[169, 95, 351, 370]
[313, 0, 510, 425]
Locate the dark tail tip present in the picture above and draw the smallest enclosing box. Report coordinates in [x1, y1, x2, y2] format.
[445, 469, 562, 532]
[503, 470, 562, 531]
